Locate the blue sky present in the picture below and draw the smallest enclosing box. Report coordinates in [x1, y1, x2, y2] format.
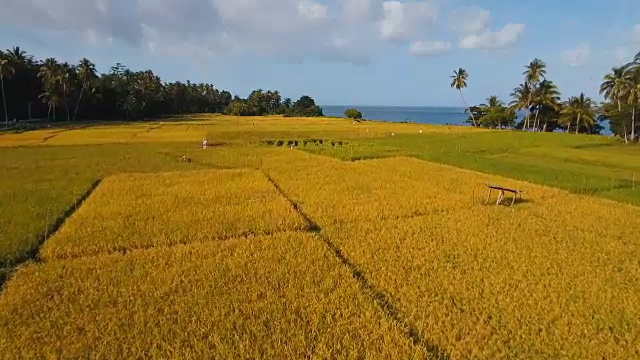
[1, 0, 639, 106]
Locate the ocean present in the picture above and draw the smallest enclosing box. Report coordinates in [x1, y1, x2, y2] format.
[322, 105, 612, 135]
[322, 105, 470, 125]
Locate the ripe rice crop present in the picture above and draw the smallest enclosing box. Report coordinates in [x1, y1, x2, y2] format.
[0, 129, 65, 147]
[0, 233, 423, 359]
[44, 127, 144, 145]
[39, 169, 309, 260]
[265, 155, 640, 358]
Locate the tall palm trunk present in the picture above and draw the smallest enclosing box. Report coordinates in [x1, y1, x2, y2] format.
[525, 93, 533, 130]
[576, 113, 581, 134]
[73, 84, 85, 122]
[617, 100, 628, 143]
[63, 83, 70, 122]
[1, 76, 8, 126]
[632, 106, 636, 141]
[533, 106, 541, 131]
[459, 90, 476, 127]
[47, 103, 51, 124]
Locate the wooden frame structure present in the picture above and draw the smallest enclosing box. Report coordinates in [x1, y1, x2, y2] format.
[484, 183, 523, 206]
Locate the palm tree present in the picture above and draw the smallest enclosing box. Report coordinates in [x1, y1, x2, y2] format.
[509, 83, 531, 128]
[601, 66, 631, 142]
[73, 58, 97, 121]
[623, 66, 640, 140]
[0, 58, 14, 126]
[39, 90, 59, 123]
[523, 58, 547, 130]
[38, 58, 60, 85]
[58, 63, 72, 122]
[6, 47, 29, 65]
[600, 67, 629, 112]
[451, 68, 476, 126]
[560, 93, 597, 134]
[533, 80, 561, 131]
[483, 95, 503, 109]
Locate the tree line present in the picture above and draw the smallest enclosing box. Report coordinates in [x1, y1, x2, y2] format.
[451, 51, 640, 141]
[0, 47, 324, 126]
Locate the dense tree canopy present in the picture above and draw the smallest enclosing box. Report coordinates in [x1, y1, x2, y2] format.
[0, 47, 323, 124]
[344, 108, 363, 120]
[465, 96, 516, 129]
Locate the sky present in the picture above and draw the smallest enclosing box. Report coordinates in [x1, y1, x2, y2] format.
[1, 0, 640, 106]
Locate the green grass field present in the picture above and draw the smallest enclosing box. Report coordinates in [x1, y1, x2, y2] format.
[1, 115, 639, 358]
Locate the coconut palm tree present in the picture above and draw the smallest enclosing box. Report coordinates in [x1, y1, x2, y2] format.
[450, 68, 476, 126]
[523, 58, 547, 130]
[560, 93, 597, 134]
[600, 66, 629, 112]
[38, 58, 60, 85]
[73, 58, 97, 121]
[5, 47, 29, 65]
[0, 57, 14, 126]
[623, 66, 640, 140]
[533, 80, 561, 131]
[509, 83, 531, 128]
[483, 95, 504, 109]
[38, 89, 60, 123]
[58, 62, 73, 122]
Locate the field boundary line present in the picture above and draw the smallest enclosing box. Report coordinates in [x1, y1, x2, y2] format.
[39, 128, 72, 143]
[0, 179, 102, 290]
[261, 171, 450, 360]
[37, 230, 313, 265]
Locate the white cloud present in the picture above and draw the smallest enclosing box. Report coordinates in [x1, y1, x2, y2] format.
[379, 1, 437, 42]
[560, 42, 591, 67]
[343, 0, 374, 23]
[297, 0, 328, 22]
[409, 40, 451, 55]
[459, 23, 525, 50]
[449, 6, 490, 35]
[0, 0, 143, 46]
[0, 0, 527, 64]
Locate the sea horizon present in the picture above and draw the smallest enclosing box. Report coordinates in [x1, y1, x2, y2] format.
[321, 105, 474, 126]
[321, 105, 613, 135]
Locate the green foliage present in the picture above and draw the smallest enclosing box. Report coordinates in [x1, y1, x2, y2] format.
[285, 96, 324, 117]
[344, 108, 363, 120]
[560, 93, 598, 134]
[467, 96, 516, 129]
[0, 47, 323, 122]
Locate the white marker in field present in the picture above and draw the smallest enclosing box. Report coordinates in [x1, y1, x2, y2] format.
[391, 132, 395, 137]
[202, 138, 208, 149]
[419, 130, 423, 133]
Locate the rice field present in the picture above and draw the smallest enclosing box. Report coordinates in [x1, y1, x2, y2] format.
[1, 115, 639, 358]
[39, 170, 309, 260]
[263, 154, 640, 358]
[1, 233, 422, 359]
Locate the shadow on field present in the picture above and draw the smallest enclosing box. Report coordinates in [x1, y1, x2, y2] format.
[493, 197, 533, 207]
[0, 179, 103, 292]
[262, 171, 450, 360]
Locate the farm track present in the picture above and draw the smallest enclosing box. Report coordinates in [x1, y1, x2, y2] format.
[0, 179, 102, 290]
[262, 170, 450, 360]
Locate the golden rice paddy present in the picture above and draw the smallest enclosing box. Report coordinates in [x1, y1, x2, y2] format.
[1, 115, 639, 358]
[0, 233, 422, 359]
[39, 169, 309, 260]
